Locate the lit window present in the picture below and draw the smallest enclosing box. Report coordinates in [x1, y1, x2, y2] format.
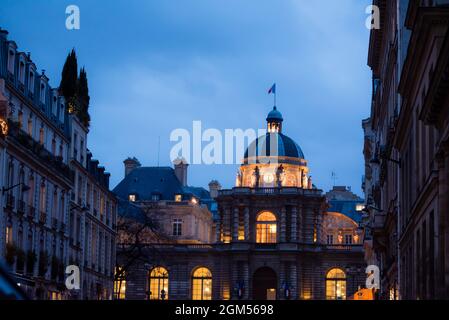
[128, 194, 136, 202]
[326, 268, 346, 300]
[192, 267, 212, 300]
[114, 267, 126, 300]
[356, 204, 365, 212]
[5, 225, 13, 245]
[174, 194, 182, 202]
[172, 219, 182, 236]
[256, 211, 277, 244]
[191, 197, 198, 205]
[27, 117, 33, 136]
[149, 267, 169, 300]
[344, 234, 353, 245]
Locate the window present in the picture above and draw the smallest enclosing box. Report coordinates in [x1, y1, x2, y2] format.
[27, 117, 33, 136]
[326, 268, 346, 300]
[6, 225, 13, 245]
[192, 267, 212, 300]
[128, 194, 136, 202]
[29, 72, 34, 92]
[8, 49, 15, 73]
[174, 194, 182, 202]
[114, 267, 126, 300]
[256, 211, 277, 244]
[151, 194, 160, 201]
[356, 204, 365, 212]
[149, 267, 169, 300]
[40, 83, 46, 103]
[172, 219, 182, 236]
[327, 235, 334, 245]
[344, 234, 353, 245]
[39, 127, 44, 145]
[19, 61, 25, 83]
[39, 181, 47, 213]
[52, 96, 57, 115]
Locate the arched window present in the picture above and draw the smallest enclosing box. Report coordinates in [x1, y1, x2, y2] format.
[325, 268, 346, 300]
[192, 267, 212, 300]
[149, 267, 169, 300]
[256, 211, 277, 244]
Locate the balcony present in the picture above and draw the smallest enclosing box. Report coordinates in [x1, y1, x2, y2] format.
[7, 120, 75, 183]
[218, 187, 322, 197]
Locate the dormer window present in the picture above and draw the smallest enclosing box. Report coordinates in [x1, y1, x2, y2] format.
[151, 194, 160, 201]
[191, 197, 198, 205]
[40, 83, 46, 103]
[128, 194, 137, 202]
[174, 194, 182, 202]
[29, 72, 35, 93]
[19, 61, 25, 83]
[52, 96, 57, 115]
[7, 49, 15, 74]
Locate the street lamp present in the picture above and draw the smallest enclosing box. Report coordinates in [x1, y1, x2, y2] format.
[2, 183, 30, 195]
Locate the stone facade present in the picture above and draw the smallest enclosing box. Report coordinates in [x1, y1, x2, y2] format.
[363, 0, 449, 299]
[0, 28, 117, 300]
[117, 108, 366, 300]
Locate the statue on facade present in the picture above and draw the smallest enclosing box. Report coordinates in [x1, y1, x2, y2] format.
[253, 166, 260, 188]
[276, 165, 284, 188]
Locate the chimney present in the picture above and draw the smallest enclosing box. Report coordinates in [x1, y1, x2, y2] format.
[173, 158, 188, 187]
[123, 157, 141, 177]
[208, 180, 221, 199]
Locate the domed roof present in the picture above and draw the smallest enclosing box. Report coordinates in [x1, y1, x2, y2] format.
[266, 106, 283, 122]
[244, 132, 305, 161]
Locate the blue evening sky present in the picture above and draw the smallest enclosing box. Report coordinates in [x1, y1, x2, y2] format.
[0, 0, 372, 196]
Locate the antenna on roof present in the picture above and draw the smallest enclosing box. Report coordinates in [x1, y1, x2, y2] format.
[331, 171, 337, 187]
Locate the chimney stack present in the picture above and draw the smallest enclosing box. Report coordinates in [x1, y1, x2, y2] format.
[173, 158, 188, 187]
[123, 157, 141, 177]
[208, 180, 222, 199]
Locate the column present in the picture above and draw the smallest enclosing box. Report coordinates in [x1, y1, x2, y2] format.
[243, 262, 249, 299]
[280, 207, 286, 242]
[232, 262, 239, 299]
[225, 207, 231, 242]
[291, 206, 298, 242]
[233, 207, 239, 242]
[244, 207, 250, 241]
[215, 219, 221, 243]
[298, 206, 304, 242]
[291, 263, 297, 299]
[279, 262, 286, 300]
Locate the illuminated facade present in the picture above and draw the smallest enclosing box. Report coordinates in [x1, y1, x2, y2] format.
[0, 28, 117, 299]
[116, 107, 365, 300]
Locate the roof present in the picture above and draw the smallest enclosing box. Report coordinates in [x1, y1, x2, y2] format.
[244, 132, 305, 160]
[113, 166, 213, 203]
[266, 106, 283, 122]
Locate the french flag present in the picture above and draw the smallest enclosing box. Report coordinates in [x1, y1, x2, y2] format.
[268, 83, 276, 95]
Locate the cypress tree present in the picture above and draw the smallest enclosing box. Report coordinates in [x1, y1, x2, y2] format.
[59, 49, 78, 111]
[77, 67, 91, 127]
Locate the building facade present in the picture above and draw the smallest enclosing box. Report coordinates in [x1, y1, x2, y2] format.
[363, 0, 449, 299]
[116, 107, 366, 300]
[0, 28, 117, 299]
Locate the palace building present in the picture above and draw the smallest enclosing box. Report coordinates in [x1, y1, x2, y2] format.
[115, 107, 366, 300]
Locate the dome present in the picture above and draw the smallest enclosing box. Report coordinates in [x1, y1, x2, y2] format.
[266, 106, 283, 122]
[244, 132, 305, 161]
